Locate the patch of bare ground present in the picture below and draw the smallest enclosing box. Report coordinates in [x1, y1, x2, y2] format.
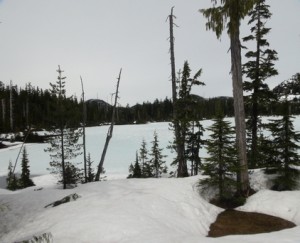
[208, 209, 296, 237]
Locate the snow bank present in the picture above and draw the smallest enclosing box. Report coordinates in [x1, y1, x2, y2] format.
[1, 175, 300, 242]
[239, 190, 300, 225]
[0, 176, 221, 243]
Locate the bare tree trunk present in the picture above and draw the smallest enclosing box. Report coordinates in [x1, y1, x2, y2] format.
[95, 68, 122, 181]
[1, 99, 5, 127]
[9, 80, 13, 131]
[168, 7, 188, 177]
[230, 28, 249, 194]
[80, 76, 87, 183]
[250, 5, 261, 169]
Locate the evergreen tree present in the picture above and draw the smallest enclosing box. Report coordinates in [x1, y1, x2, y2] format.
[243, 0, 278, 168]
[139, 139, 150, 177]
[201, 0, 256, 194]
[200, 114, 238, 201]
[86, 153, 95, 182]
[64, 162, 83, 185]
[127, 152, 142, 178]
[266, 101, 300, 190]
[6, 160, 18, 191]
[149, 131, 167, 178]
[46, 127, 83, 187]
[45, 66, 83, 189]
[186, 121, 205, 176]
[171, 61, 204, 177]
[19, 147, 35, 188]
[133, 152, 142, 178]
[127, 163, 134, 179]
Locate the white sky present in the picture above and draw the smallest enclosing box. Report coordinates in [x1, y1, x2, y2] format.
[0, 0, 299, 106]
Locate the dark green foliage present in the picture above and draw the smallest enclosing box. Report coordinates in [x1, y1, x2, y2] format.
[45, 66, 83, 189]
[139, 139, 152, 178]
[128, 133, 167, 179]
[243, 0, 278, 168]
[46, 128, 83, 187]
[150, 131, 167, 178]
[133, 153, 142, 178]
[64, 162, 83, 186]
[127, 152, 142, 178]
[265, 101, 300, 190]
[186, 121, 205, 175]
[200, 114, 238, 201]
[6, 161, 18, 191]
[170, 61, 205, 177]
[19, 147, 35, 188]
[86, 153, 95, 182]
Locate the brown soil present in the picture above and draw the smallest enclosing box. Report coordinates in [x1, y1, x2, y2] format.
[208, 209, 296, 237]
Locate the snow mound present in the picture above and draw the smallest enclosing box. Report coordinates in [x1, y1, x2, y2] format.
[0, 177, 221, 243]
[1, 175, 300, 243]
[239, 190, 300, 225]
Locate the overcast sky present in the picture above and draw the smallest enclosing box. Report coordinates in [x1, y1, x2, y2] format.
[1, 0, 299, 106]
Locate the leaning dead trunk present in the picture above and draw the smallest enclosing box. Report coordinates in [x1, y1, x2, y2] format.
[230, 27, 249, 194]
[95, 68, 122, 181]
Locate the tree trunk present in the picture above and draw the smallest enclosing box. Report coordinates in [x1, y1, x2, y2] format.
[80, 76, 87, 183]
[230, 28, 249, 194]
[168, 7, 188, 177]
[1, 99, 5, 128]
[250, 3, 261, 169]
[9, 80, 13, 131]
[95, 68, 122, 181]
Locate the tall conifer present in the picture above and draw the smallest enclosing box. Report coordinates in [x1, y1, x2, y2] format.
[19, 147, 35, 188]
[243, 0, 278, 168]
[201, 114, 238, 201]
[266, 101, 300, 190]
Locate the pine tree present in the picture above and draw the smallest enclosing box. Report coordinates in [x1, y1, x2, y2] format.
[171, 61, 204, 177]
[127, 163, 134, 179]
[243, 0, 278, 168]
[46, 127, 83, 187]
[86, 153, 95, 182]
[200, 114, 238, 201]
[149, 131, 167, 178]
[139, 139, 149, 177]
[133, 152, 142, 178]
[200, 0, 256, 194]
[45, 65, 83, 189]
[19, 147, 35, 188]
[127, 152, 142, 178]
[186, 121, 205, 176]
[266, 101, 300, 190]
[6, 160, 18, 191]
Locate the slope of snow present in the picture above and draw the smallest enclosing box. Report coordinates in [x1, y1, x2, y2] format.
[1, 175, 300, 243]
[0, 176, 221, 243]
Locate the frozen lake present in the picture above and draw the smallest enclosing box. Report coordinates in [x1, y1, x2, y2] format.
[1, 116, 299, 179]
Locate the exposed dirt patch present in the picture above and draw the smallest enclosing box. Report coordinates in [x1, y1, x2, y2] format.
[208, 209, 296, 237]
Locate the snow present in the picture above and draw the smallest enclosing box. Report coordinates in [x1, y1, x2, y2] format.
[1, 174, 300, 243]
[1, 119, 300, 242]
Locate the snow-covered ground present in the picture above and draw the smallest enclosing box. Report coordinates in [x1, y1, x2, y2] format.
[1, 118, 300, 242]
[0, 173, 300, 242]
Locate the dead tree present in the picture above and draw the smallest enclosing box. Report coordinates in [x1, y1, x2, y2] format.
[167, 7, 188, 177]
[95, 68, 122, 181]
[80, 76, 87, 183]
[9, 80, 14, 131]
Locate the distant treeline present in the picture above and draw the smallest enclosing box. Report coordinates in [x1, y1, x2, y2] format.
[1, 81, 300, 133]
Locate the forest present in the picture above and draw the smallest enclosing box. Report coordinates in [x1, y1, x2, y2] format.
[1, 72, 300, 133]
